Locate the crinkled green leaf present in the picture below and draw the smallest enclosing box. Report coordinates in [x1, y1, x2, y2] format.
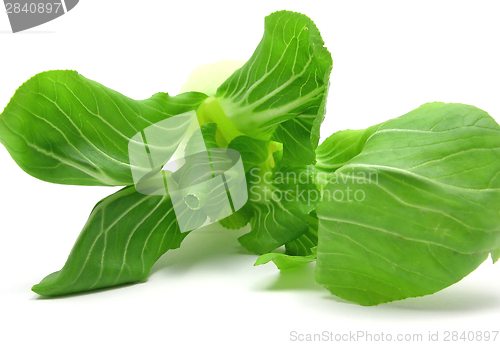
[228, 135, 269, 172]
[285, 210, 318, 256]
[272, 105, 327, 166]
[315, 127, 380, 175]
[215, 10, 332, 165]
[0, 70, 207, 186]
[315, 102, 500, 306]
[218, 202, 253, 230]
[32, 185, 187, 296]
[219, 135, 281, 233]
[238, 155, 319, 254]
[255, 247, 317, 270]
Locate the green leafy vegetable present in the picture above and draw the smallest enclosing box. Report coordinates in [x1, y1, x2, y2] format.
[33, 122, 224, 296]
[255, 247, 317, 270]
[314, 102, 500, 305]
[0, 70, 207, 186]
[1, 10, 499, 306]
[238, 154, 319, 254]
[284, 210, 318, 256]
[32, 185, 187, 296]
[227, 135, 269, 172]
[215, 10, 332, 165]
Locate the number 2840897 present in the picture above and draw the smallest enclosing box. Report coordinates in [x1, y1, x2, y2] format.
[5, 2, 63, 14]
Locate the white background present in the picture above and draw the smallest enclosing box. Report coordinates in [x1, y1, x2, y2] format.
[1, 1, 500, 344]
